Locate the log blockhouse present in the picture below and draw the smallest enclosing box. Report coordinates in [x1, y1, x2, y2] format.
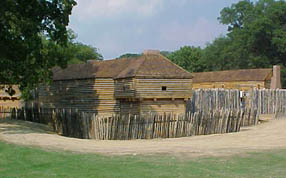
[35, 51, 193, 115]
[192, 65, 282, 91]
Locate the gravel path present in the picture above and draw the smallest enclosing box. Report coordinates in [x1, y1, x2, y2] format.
[1, 118, 286, 157]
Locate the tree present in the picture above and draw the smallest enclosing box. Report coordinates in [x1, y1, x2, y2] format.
[68, 42, 103, 64]
[218, 0, 286, 87]
[202, 37, 233, 71]
[167, 46, 204, 73]
[202, 36, 254, 72]
[0, 0, 76, 98]
[48, 29, 103, 65]
[117, 53, 141, 59]
[219, 0, 286, 67]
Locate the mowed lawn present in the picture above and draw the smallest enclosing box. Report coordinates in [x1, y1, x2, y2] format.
[0, 141, 286, 178]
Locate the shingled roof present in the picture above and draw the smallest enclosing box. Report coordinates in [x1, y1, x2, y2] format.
[53, 54, 193, 81]
[192, 68, 272, 83]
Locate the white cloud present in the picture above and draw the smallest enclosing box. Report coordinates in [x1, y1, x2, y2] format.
[73, 0, 164, 21]
[69, 0, 236, 59]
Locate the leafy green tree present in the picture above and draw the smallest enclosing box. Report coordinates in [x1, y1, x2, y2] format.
[202, 37, 233, 71]
[117, 53, 141, 59]
[219, 0, 286, 67]
[167, 46, 204, 73]
[68, 43, 103, 64]
[74, 43, 103, 62]
[0, 0, 76, 98]
[202, 36, 253, 71]
[49, 29, 103, 65]
[218, 0, 286, 87]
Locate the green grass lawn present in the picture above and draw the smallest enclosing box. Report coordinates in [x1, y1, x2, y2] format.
[0, 141, 286, 178]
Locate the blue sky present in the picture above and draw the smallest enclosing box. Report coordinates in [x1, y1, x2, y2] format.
[69, 0, 241, 59]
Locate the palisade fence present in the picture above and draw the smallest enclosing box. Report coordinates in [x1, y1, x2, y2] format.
[4, 88, 279, 140]
[0, 106, 19, 120]
[188, 89, 241, 113]
[6, 107, 259, 140]
[250, 89, 286, 116]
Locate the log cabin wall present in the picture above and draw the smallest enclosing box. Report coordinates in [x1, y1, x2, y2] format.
[192, 68, 275, 91]
[134, 78, 192, 99]
[120, 100, 140, 115]
[0, 100, 21, 107]
[193, 81, 267, 91]
[36, 78, 120, 115]
[115, 78, 192, 114]
[119, 99, 187, 115]
[114, 78, 135, 98]
[36, 77, 191, 115]
[139, 99, 186, 115]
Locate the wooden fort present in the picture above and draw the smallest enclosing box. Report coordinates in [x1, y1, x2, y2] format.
[192, 65, 282, 91]
[34, 51, 193, 115]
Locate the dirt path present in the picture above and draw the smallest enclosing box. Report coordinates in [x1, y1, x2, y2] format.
[1, 118, 286, 157]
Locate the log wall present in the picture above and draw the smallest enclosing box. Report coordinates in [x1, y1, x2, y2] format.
[120, 101, 140, 115]
[115, 78, 192, 115]
[139, 99, 186, 115]
[36, 78, 119, 115]
[193, 81, 266, 91]
[0, 100, 21, 108]
[134, 78, 192, 99]
[114, 78, 135, 98]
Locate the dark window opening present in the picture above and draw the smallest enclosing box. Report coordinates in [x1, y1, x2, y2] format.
[162, 86, 167, 91]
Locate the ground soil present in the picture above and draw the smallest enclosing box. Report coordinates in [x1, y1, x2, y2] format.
[0, 118, 286, 157]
